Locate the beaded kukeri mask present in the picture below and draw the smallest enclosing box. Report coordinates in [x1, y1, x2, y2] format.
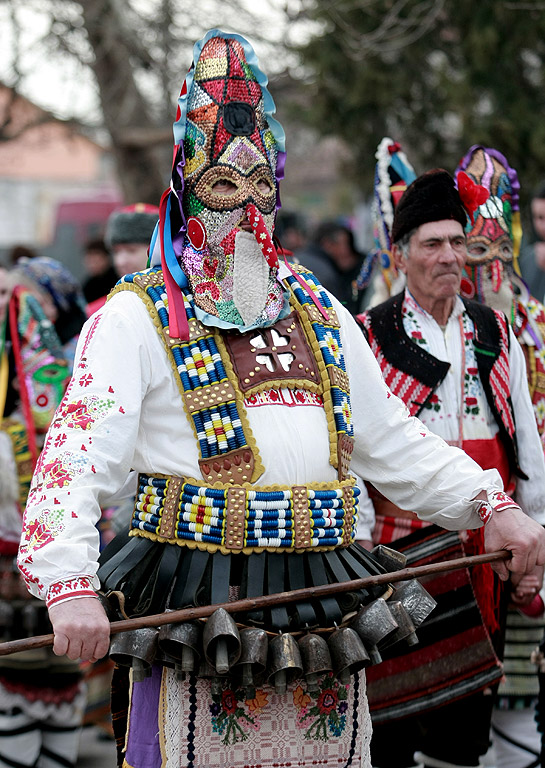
[355, 138, 415, 295]
[166, 31, 286, 330]
[455, 146, 522, 319]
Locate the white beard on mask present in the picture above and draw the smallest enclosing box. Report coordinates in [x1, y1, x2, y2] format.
[232, 230, 272, 326]
[479, 268, 514, 318]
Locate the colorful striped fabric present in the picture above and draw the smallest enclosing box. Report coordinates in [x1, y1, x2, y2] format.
[366, 524, 503, 722]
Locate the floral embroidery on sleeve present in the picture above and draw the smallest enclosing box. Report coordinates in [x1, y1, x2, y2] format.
[30, 452, 89, 498]
[19, 508, 65, 555]
[52, 395, 116, 431]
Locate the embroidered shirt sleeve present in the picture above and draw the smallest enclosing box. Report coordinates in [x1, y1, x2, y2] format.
[18, 296, 153, 601]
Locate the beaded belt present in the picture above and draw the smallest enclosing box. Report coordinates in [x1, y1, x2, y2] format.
[130, 473, 361, 554]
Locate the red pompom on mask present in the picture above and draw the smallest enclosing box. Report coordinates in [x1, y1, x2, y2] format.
[456, 171, 490, 225]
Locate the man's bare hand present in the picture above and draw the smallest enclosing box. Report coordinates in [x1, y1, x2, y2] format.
[49, 597, 111, 662]
[483, 506, 545, 580]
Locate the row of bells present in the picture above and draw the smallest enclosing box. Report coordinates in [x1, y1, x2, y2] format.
[109, 577, 436, 697]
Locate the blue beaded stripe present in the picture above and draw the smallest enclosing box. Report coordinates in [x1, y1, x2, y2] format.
[283, 271, 354, 440]
[122, 269, 248, 460]
[131, 474, 361, 550]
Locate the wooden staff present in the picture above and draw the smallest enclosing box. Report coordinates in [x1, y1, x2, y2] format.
[0, 549, 510, 656]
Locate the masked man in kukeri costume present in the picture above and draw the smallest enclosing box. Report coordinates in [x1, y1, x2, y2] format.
[455, 144, 545, 768]
[356, 137, 416, 308]
[17, 31, 545, 768]
[357, 168, 545, 768]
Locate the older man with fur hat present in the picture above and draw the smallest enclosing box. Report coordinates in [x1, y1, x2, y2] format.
[16, 31, 545, 768]
[358, 169, 545, 768]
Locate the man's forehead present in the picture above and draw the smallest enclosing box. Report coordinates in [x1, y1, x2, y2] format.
[415, 220, 465, 240]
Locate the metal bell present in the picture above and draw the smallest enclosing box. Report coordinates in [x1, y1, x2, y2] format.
[327, 626, 370, 684]
[109, 627, 159, 681]
[392, 580, 437, 628]
[349, 597, 399, 664]
[234, 627, 268, 698]
[371, 544, 407, 572]
[197, 655, 218, 678]
[196, 656, 229, 697]
[268, 632, 303, 694]
[380, 601, 418, 648]
[158, 621, 202, 677]
[203, 607, 241, 674]
[298, 633, 333, 693]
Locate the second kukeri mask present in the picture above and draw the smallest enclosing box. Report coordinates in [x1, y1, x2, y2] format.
[456, 146, 522, 319]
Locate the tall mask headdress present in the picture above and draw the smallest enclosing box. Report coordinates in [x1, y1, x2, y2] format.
[455, 145, 521, 316]
[356, 138, 416, 295]
[150, 30, 287, 339]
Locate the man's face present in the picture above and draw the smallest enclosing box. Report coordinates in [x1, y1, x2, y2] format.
[112, 243, 149, 278]
[532, 198, 545, 241]
[396, 220, 466, 309]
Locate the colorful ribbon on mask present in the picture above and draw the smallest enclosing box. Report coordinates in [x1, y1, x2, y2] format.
[158, 189, 190, 341]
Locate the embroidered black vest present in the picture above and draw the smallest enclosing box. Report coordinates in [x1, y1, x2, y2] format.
[357, 293, 526, 479]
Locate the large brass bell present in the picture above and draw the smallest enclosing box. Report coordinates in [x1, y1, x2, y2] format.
[328, 626, 370, 684]
[268, 632, 303, 694]
[158, 621, 203, 679]
[380, 601, 418, 648]
[203, 607, 241, 674]
[371, 544, 407, 572]
[349, 597, 399, 664]
[298, 633, 333, 693]
[109, 627, 159, 681]
[392, 580, 437, 628]
[234, 627, 268, 698]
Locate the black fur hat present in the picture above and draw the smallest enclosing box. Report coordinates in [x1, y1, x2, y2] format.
[105, 203, 159, 248]
[391, 169, 468, 244]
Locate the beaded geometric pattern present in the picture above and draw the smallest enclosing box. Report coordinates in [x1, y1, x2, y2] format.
[118, 270, 250, 468]
[183, 36, 278, 213]
[178, 35, 282, 326]
[132, 473, 361, 553]
[283, 269, 354, 442]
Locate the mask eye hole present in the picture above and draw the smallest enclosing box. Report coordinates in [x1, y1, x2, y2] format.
[468, 243, 487, 258]
[211, 179, 238, 195]
[255, 177, 272, 194]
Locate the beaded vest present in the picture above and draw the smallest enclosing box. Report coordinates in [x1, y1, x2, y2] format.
[110, 266, 359, 555]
